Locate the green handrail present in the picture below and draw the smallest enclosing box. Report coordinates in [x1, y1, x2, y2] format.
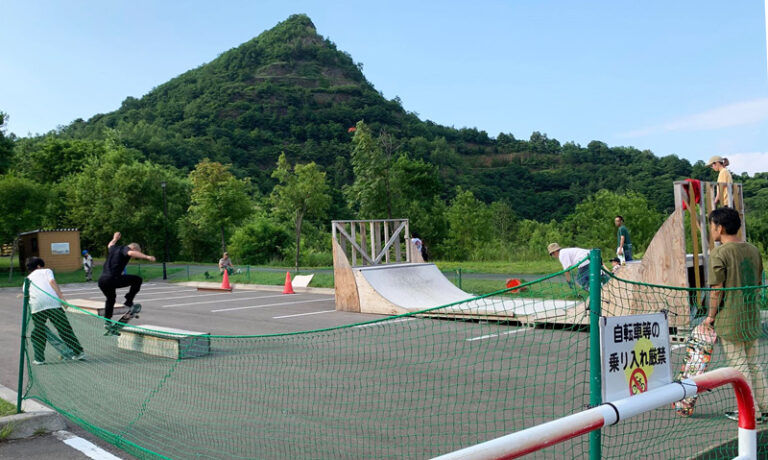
[588, 249, 603, 460]
[17, 278, 30, 413]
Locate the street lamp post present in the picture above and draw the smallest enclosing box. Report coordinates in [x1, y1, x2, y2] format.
[161, 181, 168, 280]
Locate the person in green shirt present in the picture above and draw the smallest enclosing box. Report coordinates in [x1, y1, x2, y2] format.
[614, 215, 632, 261]
[702, 207, 767, 424]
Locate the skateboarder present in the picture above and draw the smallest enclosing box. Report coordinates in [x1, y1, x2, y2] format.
[25, 257, 85, 363]
[98, 232, 155, 332]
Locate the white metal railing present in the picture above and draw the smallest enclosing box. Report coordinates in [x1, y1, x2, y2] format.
[433, 367, 757, 460]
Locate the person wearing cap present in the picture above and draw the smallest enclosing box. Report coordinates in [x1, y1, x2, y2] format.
[607, 257, 622, 273]
[82, 249, 94, 281]
[707, 155, 732, 207]
[219, 252, 235, 275]
[547, 243, 591, 291]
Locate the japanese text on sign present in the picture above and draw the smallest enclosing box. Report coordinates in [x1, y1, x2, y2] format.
[600, 313, 671, 402]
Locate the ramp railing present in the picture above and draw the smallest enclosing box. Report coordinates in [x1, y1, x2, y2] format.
[432, 367, 758, 460]
[332, 219, 410, 267]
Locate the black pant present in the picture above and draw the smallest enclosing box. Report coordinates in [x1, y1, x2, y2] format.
[31, 308, 83, 361]
[98, 275, 142, 319]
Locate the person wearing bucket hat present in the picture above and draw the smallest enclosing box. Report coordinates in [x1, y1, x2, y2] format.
[82, 249, 93, 281]
[548, 243, 591, 291]
[707, 155, 732, 207]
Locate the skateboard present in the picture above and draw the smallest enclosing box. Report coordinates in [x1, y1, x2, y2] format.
[45, 326, 77, 360]
[105, 304, 142, 336]
[674, 323, 716, 417]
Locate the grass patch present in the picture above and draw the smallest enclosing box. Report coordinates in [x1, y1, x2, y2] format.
[0, 398, 17, 417]
[0, 261, 178, 288]
[434, 259, 560, 274]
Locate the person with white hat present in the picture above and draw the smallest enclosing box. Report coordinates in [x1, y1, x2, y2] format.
[547, 243, 591, 291]
[707, 155, 732, 207]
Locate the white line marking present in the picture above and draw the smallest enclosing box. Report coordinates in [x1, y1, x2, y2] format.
[466, 328, 529, 342]
[353, 318, 415, 328]
[212, 298, 330, 313]
[164, 293, 311, 308]
[273, 310, 336, 319]
[54, 430, 122, 459]
[135, 291, 241, 302]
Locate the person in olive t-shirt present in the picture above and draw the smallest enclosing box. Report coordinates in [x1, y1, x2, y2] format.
[702, 207, 767, 423]
[98, 232, 156, 326]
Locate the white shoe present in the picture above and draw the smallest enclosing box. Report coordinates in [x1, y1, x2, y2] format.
[71, 353, 86, 361]
[32, 359, 45, 365]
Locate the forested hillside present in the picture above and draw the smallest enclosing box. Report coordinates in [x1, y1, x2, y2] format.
[2, 14, 767, 265]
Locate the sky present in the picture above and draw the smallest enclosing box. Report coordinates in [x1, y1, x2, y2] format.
[2, 1, 767, 175]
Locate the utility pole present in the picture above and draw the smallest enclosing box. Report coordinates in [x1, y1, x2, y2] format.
[161, 181, 168, 280]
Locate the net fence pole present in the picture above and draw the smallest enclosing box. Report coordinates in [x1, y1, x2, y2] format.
[16, 278, 30, 413]
[588, 248, 603, 460]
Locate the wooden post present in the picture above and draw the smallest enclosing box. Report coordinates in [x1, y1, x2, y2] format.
[698, 181, 710, 289]
[687, 182, 702, 306]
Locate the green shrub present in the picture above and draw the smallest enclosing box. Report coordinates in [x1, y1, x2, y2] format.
[229, 218, 291, 264]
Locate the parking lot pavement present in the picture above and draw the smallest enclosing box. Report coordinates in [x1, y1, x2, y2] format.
[0, 428, 137, 459]
[0, 280, 383, 459]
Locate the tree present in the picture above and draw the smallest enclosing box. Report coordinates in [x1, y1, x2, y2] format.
[389, 155, 440, 216]
[188, 159, 253, 253]
[229, 216, 291, 265]
[0, 112, 15, 175]
[13, 137, 104, 183]
[66, 141, 189, 256]
[489, 200, 518, 242]
[444, 187, 493, 260]
[0, 174, 50, 244]
[271, 152, 330, 271]
[563, 189, 663, 254]
[344, 121, 392, 218]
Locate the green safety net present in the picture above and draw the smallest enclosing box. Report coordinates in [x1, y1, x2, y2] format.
[18, 258, 768, 459]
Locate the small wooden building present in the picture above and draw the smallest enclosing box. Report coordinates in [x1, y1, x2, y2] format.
[18, 229, 81, 273]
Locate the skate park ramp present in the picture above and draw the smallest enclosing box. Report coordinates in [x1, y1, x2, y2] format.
[352, 263, 579, 320]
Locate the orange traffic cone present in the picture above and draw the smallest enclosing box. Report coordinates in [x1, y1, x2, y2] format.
[283, 271, 295, 294]
[221, 270, 232, 290]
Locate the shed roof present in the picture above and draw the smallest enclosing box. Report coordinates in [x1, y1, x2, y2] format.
[18, 228, 79, 236]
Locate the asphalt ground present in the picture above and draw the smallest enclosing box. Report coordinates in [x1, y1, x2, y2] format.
[0, 281, 383, 459]
[0, 280, 764, 458]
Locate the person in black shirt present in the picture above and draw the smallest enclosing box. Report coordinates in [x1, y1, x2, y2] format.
[98, 232, 155, 329]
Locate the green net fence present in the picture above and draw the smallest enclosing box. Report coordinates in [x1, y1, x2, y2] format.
[18, 256, 768, 459]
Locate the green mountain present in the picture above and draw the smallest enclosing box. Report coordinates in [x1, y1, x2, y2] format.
[51, 14, 728, 220]
[60, 15, 422, 184]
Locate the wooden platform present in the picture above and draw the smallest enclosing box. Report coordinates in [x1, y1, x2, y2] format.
[65, 298, 128, 317]
[117, 324, 211, 359]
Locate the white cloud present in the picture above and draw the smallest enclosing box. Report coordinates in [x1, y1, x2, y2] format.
[723, 152, 768, 176]
[620, 97, 768, 138]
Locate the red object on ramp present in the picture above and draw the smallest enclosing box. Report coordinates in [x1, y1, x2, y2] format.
[681, 178, 701, 210]
[505, 278, 522, 293]
[283, 272, 295, 294]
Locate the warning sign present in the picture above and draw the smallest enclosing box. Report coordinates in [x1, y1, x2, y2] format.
[600, 313, 671, 402]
